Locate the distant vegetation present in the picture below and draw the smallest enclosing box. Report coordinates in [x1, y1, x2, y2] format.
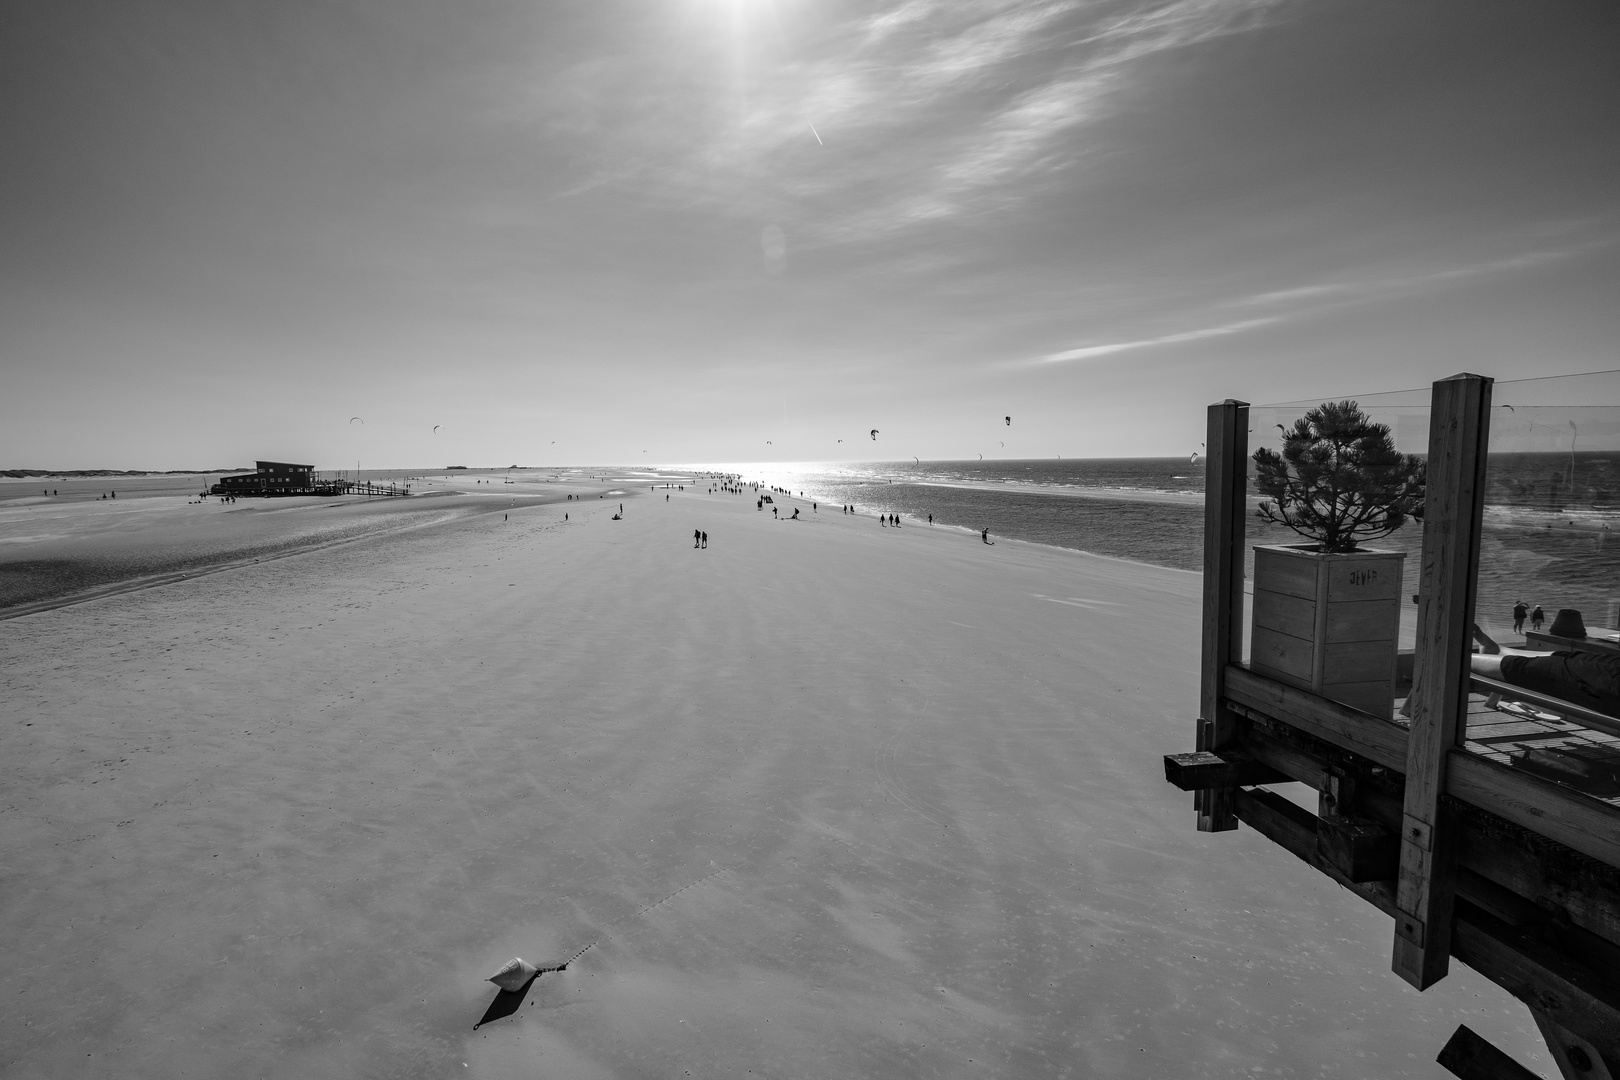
[1, 468, 246, 478]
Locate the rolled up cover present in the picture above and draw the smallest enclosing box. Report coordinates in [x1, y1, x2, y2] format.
[488, 957, 539, 992]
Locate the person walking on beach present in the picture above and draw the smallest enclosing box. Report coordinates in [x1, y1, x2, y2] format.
[773, 506, 779, 518]
[701, 531, 707, 548]
[1531, 605, 1545, 631]
[982, 528, 992, 545]
[1513, 601, 1528, 635]
[694, 529, 701, 548]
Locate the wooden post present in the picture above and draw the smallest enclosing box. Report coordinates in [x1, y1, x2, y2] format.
[1393, 372, 1492, 989]
[1197, 399, 1249, 831]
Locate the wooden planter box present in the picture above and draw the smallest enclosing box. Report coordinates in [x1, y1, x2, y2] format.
[1250, 544, 1406, 719]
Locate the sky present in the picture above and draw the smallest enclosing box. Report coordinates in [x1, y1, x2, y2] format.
[2, 0, 1618, 469]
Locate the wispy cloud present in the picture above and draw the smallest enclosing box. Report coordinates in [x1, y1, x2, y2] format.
[1233, 237, 1617, 310]
[515, 0, 1288, 246]
[1035, 315, 1281, 364]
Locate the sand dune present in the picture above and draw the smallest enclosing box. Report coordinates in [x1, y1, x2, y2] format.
[0, 487, 1549, 1077]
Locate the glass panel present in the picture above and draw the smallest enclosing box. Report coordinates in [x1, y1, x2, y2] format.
[1469, 372, 1620, 807]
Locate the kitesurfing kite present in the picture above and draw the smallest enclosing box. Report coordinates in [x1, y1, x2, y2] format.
[349, 416, 363, 424]
[870, 429, 879, 440]
[1005, 416, 1011, 425]
[913, 456, 920, 464]
[433, 425, 440, 434]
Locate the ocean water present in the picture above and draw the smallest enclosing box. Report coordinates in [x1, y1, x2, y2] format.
[710, 456, 1620, 637]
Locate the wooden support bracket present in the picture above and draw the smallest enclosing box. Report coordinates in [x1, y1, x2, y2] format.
[1437, 1025, 1541, 1080]
[1163, 750, 1289, 791]
[1318, 814, 1400, 883]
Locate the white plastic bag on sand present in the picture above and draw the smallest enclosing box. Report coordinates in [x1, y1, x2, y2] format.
[487, 957, 538, 992]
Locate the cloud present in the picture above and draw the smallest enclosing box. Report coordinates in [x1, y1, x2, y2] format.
[514, 0, 1288, 246]
[1035, 315, 1282, 364]
[1234, 237, 1618, 310]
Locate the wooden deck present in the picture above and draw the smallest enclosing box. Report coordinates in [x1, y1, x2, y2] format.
[1461, 698, 1620, 807]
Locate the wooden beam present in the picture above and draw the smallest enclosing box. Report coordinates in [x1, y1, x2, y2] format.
[1238, 781, 1620, 1059]
[1437, 1025, 1542, 1080]
[1197, 399, 1249, 831]
[1232, 787, 1399, 916]
[1452, 903, 1620, 1063]
[1447, 751, 1620, 874]
[1318, 814, 1400, 882]
[1163, 750, 1289, 791]
[1532, 1008, 1619, 1080]
[1395, 372, 1493, 989]
[1224, 665, 1408, 771]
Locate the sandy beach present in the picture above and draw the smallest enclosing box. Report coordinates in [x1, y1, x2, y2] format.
[1, 484, 1550, 1077]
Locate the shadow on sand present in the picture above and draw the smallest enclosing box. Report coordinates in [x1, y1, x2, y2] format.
[474, 981, 534, 1028]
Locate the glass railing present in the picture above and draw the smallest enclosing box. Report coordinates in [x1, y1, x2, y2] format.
[1468, 375, 1620, 804]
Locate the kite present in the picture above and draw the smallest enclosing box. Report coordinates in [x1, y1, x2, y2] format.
[349, 416, 363, 424]
[1005, 416, 1011, 425]
[913, 456, 920, 464]
[433, 425, 440, 433]
[870, 429, 879, 440]
[1190, 452, 1199, 464]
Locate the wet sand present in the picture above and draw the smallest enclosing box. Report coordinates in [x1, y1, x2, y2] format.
[0, 486, 1550, 1077]
[0, 473, 612, 612]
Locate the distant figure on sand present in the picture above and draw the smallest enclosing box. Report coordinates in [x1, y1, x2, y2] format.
[982, 528, 992, 545]
[773, 507, 779, 518]
[694, 529, 701, 548]
[791, 508, 799, 519]
[1513, 601, 1528, 634]
[880, 515, 886, 527]
[701, 531, 708, 548]
[1531, 605, 1545, 631]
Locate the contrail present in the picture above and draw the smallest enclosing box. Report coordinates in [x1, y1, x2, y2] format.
[809, 123, 823, 146]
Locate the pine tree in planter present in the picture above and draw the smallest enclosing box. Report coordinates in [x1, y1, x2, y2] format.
[1249, 401, 1427, 718]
